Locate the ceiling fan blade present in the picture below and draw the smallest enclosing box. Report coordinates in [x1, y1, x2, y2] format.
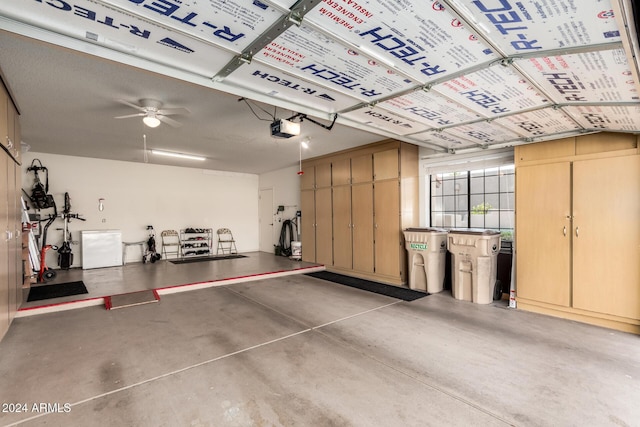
[157, 107, 190, 116]
[114, 113, 145, 119]
[116, 99, 147, 112]
[158, 115, 182, 128]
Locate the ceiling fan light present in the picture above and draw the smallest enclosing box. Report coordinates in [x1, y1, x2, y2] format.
[143, 115, 161, 128]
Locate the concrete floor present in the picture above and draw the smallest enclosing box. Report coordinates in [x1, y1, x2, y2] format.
[1, 256, 639, 426]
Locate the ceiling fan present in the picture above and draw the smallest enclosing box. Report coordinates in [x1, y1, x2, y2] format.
[114, 98, 190, 128]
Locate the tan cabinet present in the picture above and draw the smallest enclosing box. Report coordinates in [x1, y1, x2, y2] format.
[332, 185, 352, 269]
[300, 162, 331, 190]
[0, 80, 23, 342]
[515, 134, 640, 334]
[301, 187, 332, 265]
[0, 88, 7, 152]
[300, 190, 316, 263]
[351, 154, 373, 184]
[374, 149, 398, 181]
[374, 179, 401, 278]
[0, 154, 9, 340]
[7, 160, 22, 323]
[572, 155, 640, 320]
[516, 162, 571, 307]
[301, 141, 417, 286]
[352, 183, 374, 273]
[315, 187, 332, 266]
[331, 154, 374, 270]
[332, 158, 351, 187]
[9, 101, 21, 163]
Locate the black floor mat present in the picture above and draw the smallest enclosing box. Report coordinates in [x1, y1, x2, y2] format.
[306, 271, 427, 301]
[27, 281, 88, 302]
[170, 255, 247, 264]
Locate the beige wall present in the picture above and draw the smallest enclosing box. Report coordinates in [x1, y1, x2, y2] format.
[22, 152, 260, 266]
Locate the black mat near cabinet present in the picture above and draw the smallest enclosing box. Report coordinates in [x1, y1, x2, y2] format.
[27, 281, 88, 302]
[170, 255, 247, 264]
[305, 271, 427, 301]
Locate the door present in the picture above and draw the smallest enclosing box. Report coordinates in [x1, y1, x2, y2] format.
[374, 180, 400, 278]
[374, 149, 399, 181]
[301, 189, 315, 262]
[352, 183, 374, 273]
[516, 162, 572, 307]
[333, 185, 352, 269]
[351, 153, 373, 184]
[1, 153, 9, 339]
[572, 155, 640, 319]
[332, 158, 351, 186]
[258, 188, 274, 253]
[7, 160, 17, 321]
[315, 187, 333, 266]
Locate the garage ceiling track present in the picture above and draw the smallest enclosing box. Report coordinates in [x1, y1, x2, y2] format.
[2, 0, 640, 155]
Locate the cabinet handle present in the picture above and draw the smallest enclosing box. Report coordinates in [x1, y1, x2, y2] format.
[563, 226, 566, 236]
[575, 227, 579, 237]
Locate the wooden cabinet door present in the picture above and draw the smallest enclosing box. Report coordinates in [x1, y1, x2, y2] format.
[332, 186, 352, 269]
[374, 180, 401, 278]
[573, 156, 640, 319]
[0, 154, 10, 340]
[300, 165, 315, 190]
[315, 187, 333, 265]
[300, 190, 316, 262]
[315, 163, 332, 188]
[516, 162, 572, 306]
[374, 149, 399, 181]
[7, 160, 17, 322]
[332, 158, 351, 186]
[7, 101, 18, 161]
[351, 154, 372, 184]
[0, 88, 7, 151]
[352, 183, 374, 273]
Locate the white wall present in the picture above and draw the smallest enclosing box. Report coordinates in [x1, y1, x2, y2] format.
[258, 165, 302, 247]
[22, 153, 259, 267]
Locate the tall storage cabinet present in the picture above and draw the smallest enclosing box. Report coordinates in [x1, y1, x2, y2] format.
[515, 134, 640, 334]
[1, 76, 23, 342]
[300, 163, 332, 266]
[301, 140, 418, 287]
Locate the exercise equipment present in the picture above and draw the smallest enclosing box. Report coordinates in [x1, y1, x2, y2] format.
[57, 192, 85, 270]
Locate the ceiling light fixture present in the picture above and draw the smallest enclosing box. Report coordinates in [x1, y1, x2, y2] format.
[143, 115, 161, 128]
[151, 149, 206, 161]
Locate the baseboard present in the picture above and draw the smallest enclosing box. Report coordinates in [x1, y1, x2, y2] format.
[517, 298, 640, 335]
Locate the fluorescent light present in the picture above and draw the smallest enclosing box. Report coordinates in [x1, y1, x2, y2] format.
[143, 115, 161, 128]
[151, 150, 206, 161]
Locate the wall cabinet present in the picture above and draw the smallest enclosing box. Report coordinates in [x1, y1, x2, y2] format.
[515, 134, 640, 334]
[301, 140, 418, 286]
[1, 79, 23, 342]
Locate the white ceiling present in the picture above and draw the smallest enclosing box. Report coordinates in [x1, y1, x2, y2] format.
[1, 0, 639, 174]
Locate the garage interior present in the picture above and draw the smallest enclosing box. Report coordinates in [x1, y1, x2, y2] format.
[1, 0, 639, 425]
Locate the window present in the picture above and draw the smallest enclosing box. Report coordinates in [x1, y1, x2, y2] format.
[430, 165, 514, 240]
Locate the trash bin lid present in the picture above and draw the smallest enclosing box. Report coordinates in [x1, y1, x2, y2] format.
[404, 227, 447, 233]
[448, 228, 501, 236]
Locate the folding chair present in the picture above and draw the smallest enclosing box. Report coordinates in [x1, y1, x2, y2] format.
[161, 230, 180, 259]
[216, 228, 238, 255]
